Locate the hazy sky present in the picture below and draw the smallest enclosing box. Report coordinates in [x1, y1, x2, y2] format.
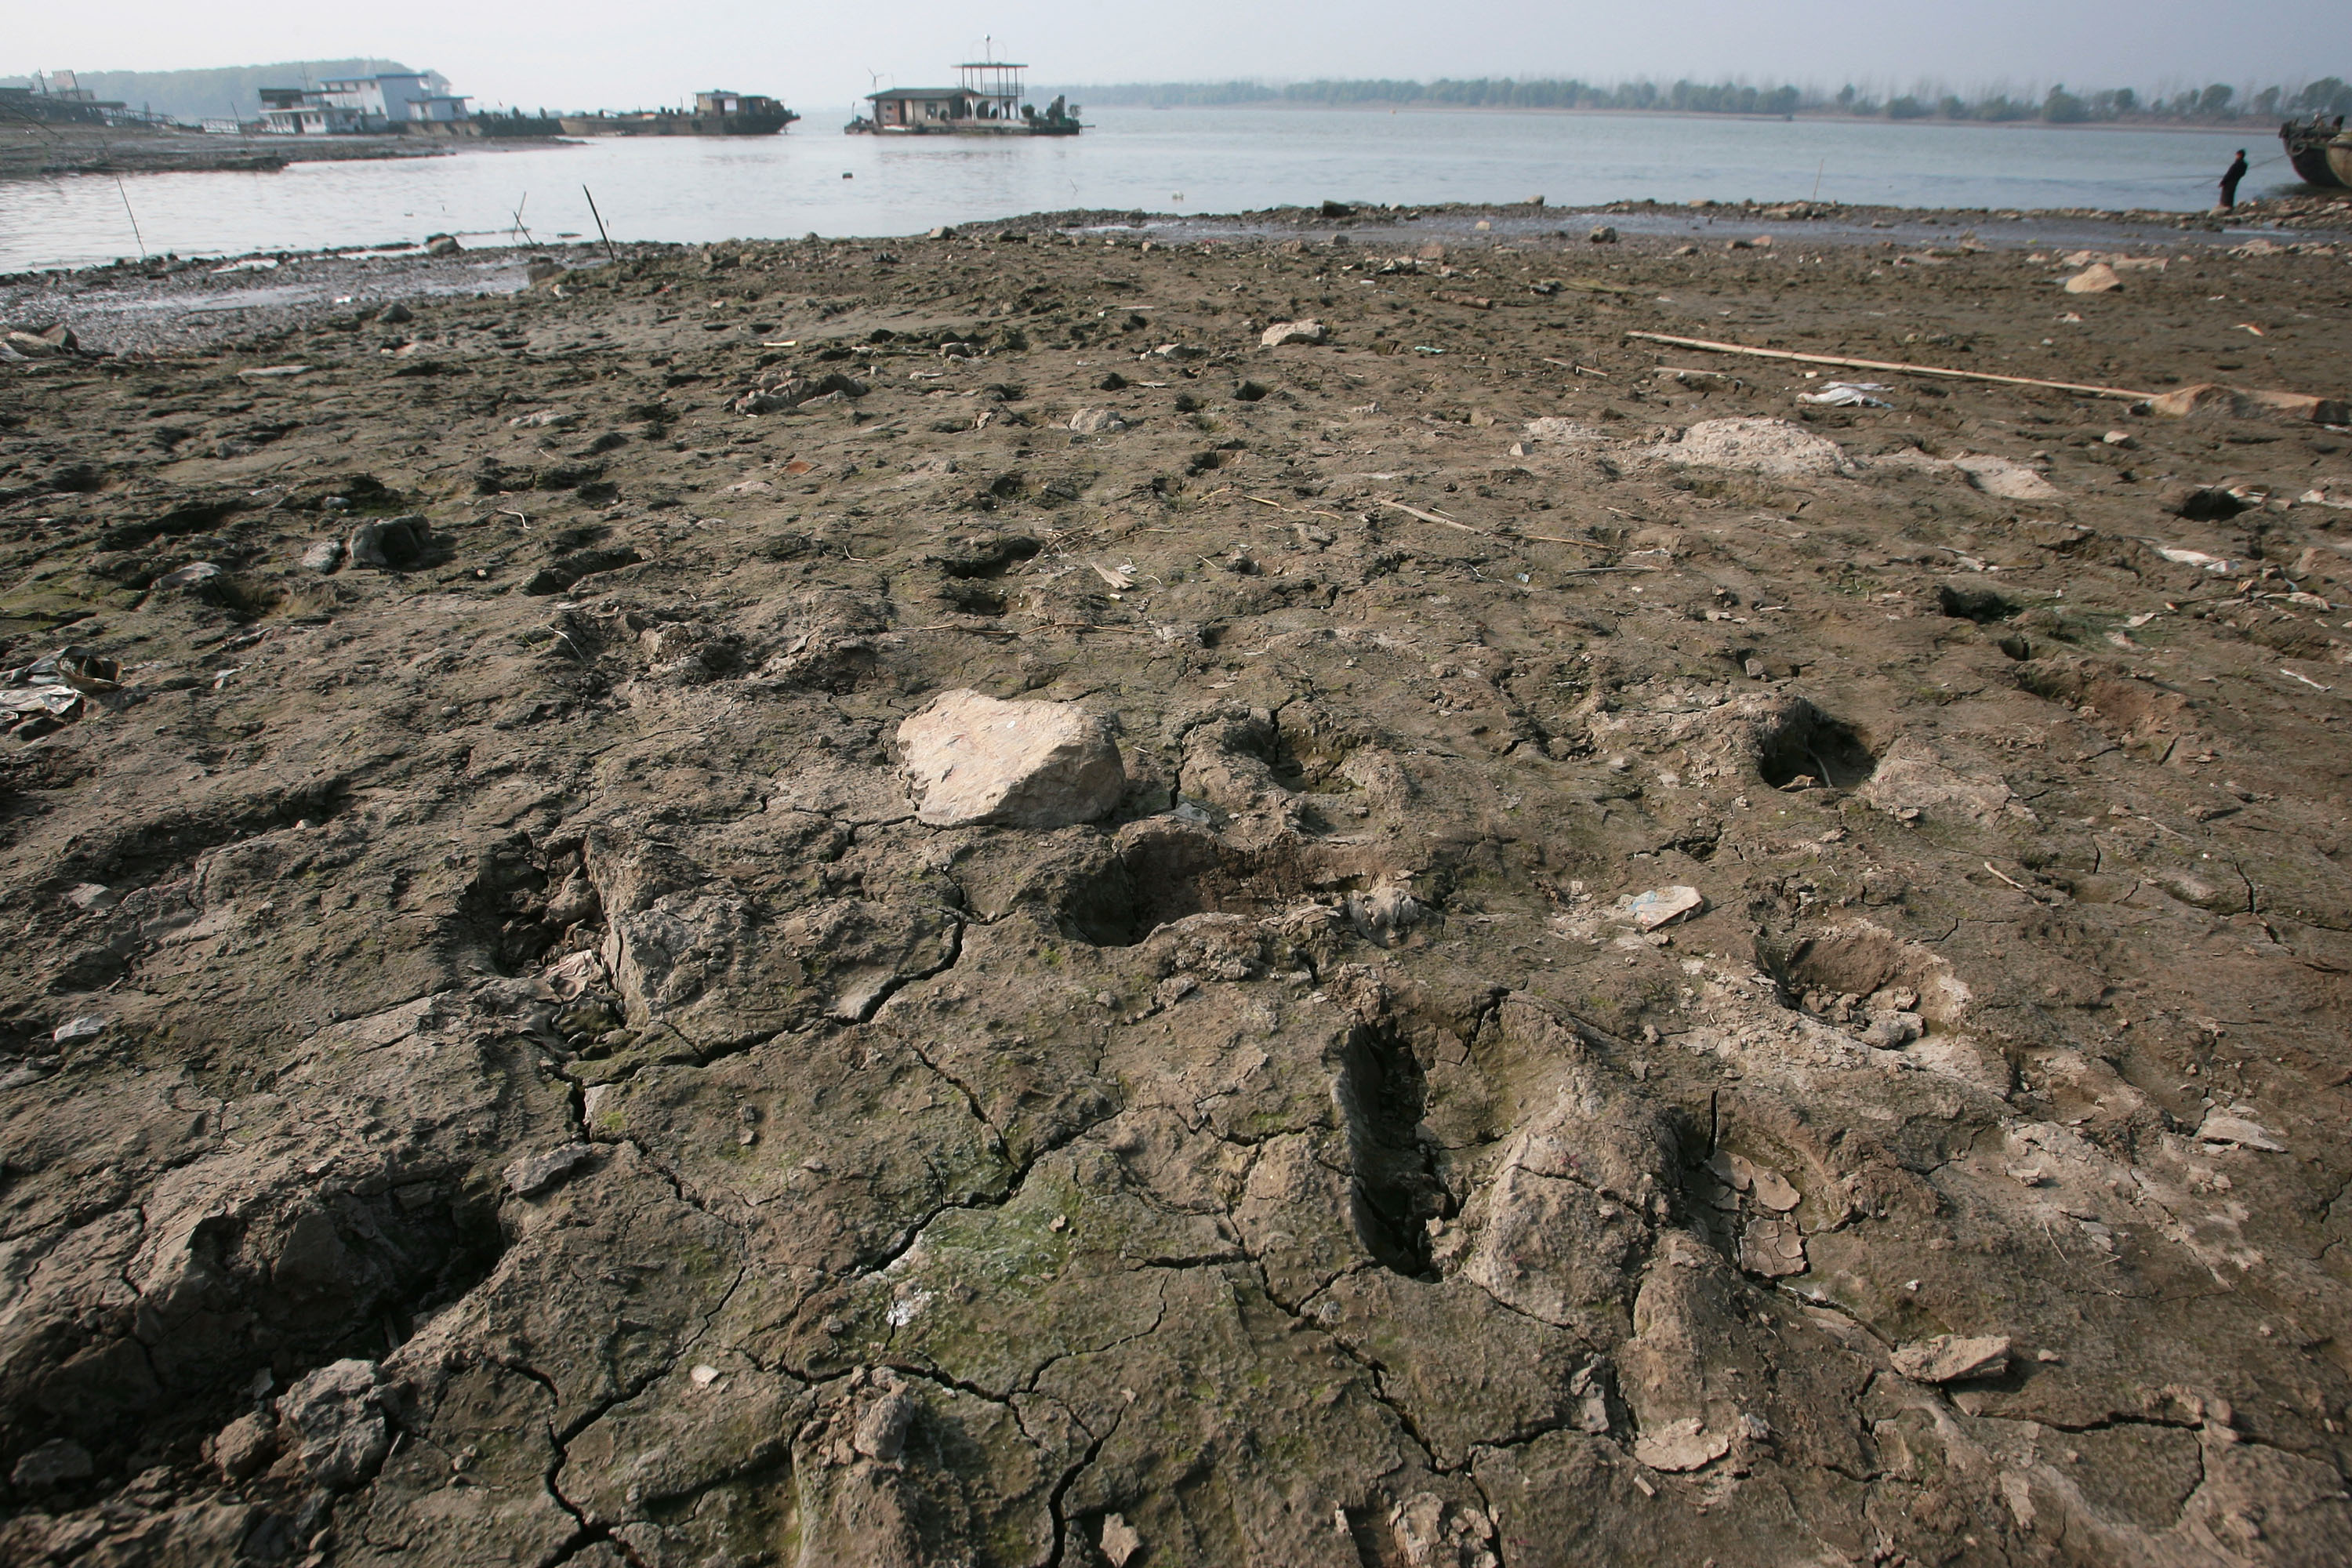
[11, 1, 2339, 111]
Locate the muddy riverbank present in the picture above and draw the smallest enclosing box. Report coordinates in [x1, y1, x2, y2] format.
[0, 123, 550, 184]
[2, 207, 2350, 1566]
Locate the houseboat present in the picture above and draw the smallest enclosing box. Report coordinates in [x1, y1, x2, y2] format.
[558, 91, 798, 137]
[845, 60, 1080, 135]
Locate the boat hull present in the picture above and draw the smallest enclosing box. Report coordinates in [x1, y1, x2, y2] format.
[2281, 123, 2349, 187]
[842, 121, 1078, 136]
[559, 109, 797, 136]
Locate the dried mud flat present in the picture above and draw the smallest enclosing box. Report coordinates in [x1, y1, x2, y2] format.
[2, 210, 2351, 1568]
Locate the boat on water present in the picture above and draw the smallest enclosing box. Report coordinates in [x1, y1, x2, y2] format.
[845, 60, 1080, 136]
[2279, 115, 2347, 187]
[560, 91, 797, 137]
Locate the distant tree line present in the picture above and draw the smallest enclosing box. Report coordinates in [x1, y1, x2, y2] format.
[1055, 75, 2352, 124]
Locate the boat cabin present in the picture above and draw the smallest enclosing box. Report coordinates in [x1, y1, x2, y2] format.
[865, 61, 1029, 129]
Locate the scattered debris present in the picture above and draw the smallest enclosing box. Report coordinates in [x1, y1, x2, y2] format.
[1798, 381, 1891, 408]
[1620, 885, 1706, 930]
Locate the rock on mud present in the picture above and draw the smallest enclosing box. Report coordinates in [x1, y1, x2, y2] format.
[505, 1142, 596, 1196]
[1261, 319, 1328, 347]
[347, 514, 431, 569]
[1890, 1334, 2012, 1385]
[1653, 417, 1851, 479]
[897, 688, 1126, 828]
[275, 1359, 390, 1489]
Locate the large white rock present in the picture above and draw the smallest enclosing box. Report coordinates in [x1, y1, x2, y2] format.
[898, 689, 1125, 828]
[1260, 318, 1327, 347]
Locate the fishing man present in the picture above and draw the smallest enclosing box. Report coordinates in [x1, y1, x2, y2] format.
[2220, 149, 2249, 211]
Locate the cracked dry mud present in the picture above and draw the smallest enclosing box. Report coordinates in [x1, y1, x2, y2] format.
[2, 212, 2351, 1567]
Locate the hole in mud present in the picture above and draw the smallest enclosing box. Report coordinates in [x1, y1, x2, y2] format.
[1755, 925, 1953, 1037]
[932, 580, 1005, 616]
[2, 1178, 506, 1490]
[56, 779, 350, 891]
[1057, 821, 1321, 946]
[456, 833, 592, 975]
[1338, 1023, 1446, 1277]
[1936, 583, 2018, 622]
[927, 533, 1041, 579]
[1757, 712, 1876, 793]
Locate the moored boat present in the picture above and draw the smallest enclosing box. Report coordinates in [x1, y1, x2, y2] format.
[2280, 116, 2347, 187]
[845, 60, 1080, 136]
[561, 91, 797, 137]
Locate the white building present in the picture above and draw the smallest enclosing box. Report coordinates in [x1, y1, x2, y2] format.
[259, 71, 469, 133]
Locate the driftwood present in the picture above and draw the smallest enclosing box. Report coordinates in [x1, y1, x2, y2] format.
[1624, 330, 2156, 402]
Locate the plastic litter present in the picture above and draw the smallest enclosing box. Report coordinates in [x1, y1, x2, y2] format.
[0, 647, 122, 739]
[1798, 382, 1892, 408]
[2153, 546, 2234, 572]
[1620, 885, 1706, 930]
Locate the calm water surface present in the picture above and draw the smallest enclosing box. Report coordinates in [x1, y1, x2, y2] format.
[0, 107, 2270, 272]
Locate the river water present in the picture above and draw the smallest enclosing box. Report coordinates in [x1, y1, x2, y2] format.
[0, 107, 2274, 273]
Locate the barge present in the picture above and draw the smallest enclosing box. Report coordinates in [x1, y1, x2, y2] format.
[846, 60, 1079, 135]
[560, 91, 797, 137]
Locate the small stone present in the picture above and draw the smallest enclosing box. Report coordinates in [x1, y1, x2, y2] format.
[212, 1412, 276, 1482]
[348, 514, 431, 570]
[1588, 225, 1619, 244]
[424, 234, 463, 257]
[1891, 1334, 2013, 1385]
[1069, 408, 1129, 434]
[63, 883, 117, 912]
[2062, 263, 2123, 294]
[1099, 1513, 1144, 1567]
[11, 1438, 93, 1490]
[276, 1359, 390, 1490]
[853, 1381, 917, 1461]
[1633, 1417, 1732, 1472]
[153, 561, 225, 593]
[689, 1364, 721, 1388]
[2197, 1111, 2285, 1152]
[1261, 319, 1328, 348]
[52, 1015, 107, 1044]
[504, 1142, 594, 1196]
[300, 539, 345, 574]
[1861, 1011, 1924, 1049]
[378, 301, 414, 325]
[898, 689, 1126, 829]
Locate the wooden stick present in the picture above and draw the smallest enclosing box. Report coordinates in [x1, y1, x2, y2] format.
[1376, 496, 1480, 533]
[1623, 331, 2158, 402]
[583, 185, 618, 263]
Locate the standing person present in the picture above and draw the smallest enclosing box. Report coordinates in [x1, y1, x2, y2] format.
[2220, 149, 2249, 210]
